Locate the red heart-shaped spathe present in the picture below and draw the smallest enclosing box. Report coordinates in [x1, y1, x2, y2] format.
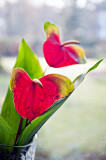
[43, 21, 87, 68]
[10, 68, 74, 122]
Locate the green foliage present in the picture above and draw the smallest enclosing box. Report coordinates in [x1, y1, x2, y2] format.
[0, 116, 15, 147]
[17, 97, 69, 146]
[1, 39, 43, 134]
[73, 59, 103, 89]
[0, 36, 103, 156]
[13, 39, 43, 79]
[86, 59, 103, 74]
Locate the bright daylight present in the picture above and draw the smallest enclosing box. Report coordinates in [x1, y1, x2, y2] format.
[0, 0, 106, 160]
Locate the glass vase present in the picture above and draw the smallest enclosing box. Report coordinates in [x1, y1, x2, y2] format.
[0, 134, 37, 160]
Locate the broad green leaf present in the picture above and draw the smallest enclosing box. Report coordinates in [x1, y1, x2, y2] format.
[1, 39, 43, 133]
[17, 59, 103, 146]
[13, 39, 43, 79]
[0, 116, 15, 148]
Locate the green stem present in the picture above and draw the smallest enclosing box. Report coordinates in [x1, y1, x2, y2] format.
[43, 65, 49, 76]
[25, 119, 29, 127]
[14, 117, 23, 146]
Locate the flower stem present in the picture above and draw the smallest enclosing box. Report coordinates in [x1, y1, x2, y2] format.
[25, 119, 29, 127]
[43, 65, 49, 76]
[14, 117, 23, 146]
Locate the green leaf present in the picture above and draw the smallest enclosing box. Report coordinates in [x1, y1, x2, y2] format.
[17, 97, 69, 146]
[0, 116, 15, 147]
[1, 39, 43, 133]
[13, 39, 43, 79]
[73, 59, 103, 88]
[73, 74, 85, 89]
[86, 59, 103, 74]
[17, 59, 103, 146]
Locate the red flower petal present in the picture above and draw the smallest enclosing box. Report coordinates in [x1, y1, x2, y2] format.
[10, 68, 74, 122]
[43, 21, 87, 68]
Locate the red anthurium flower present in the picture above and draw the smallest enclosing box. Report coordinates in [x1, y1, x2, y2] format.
[43, 21, 87, 68]
[10, 68, 74, 122]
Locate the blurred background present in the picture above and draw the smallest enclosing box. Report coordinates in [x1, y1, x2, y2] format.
[0, 0, 106, 159]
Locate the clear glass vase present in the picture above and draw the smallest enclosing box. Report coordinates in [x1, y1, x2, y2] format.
[0, 134, 37, 160]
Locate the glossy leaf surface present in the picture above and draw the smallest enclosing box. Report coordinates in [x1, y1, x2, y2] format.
[1, 39, 43, 132]
[10, 68, 74, 122]
[43, 21, 86, 68]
